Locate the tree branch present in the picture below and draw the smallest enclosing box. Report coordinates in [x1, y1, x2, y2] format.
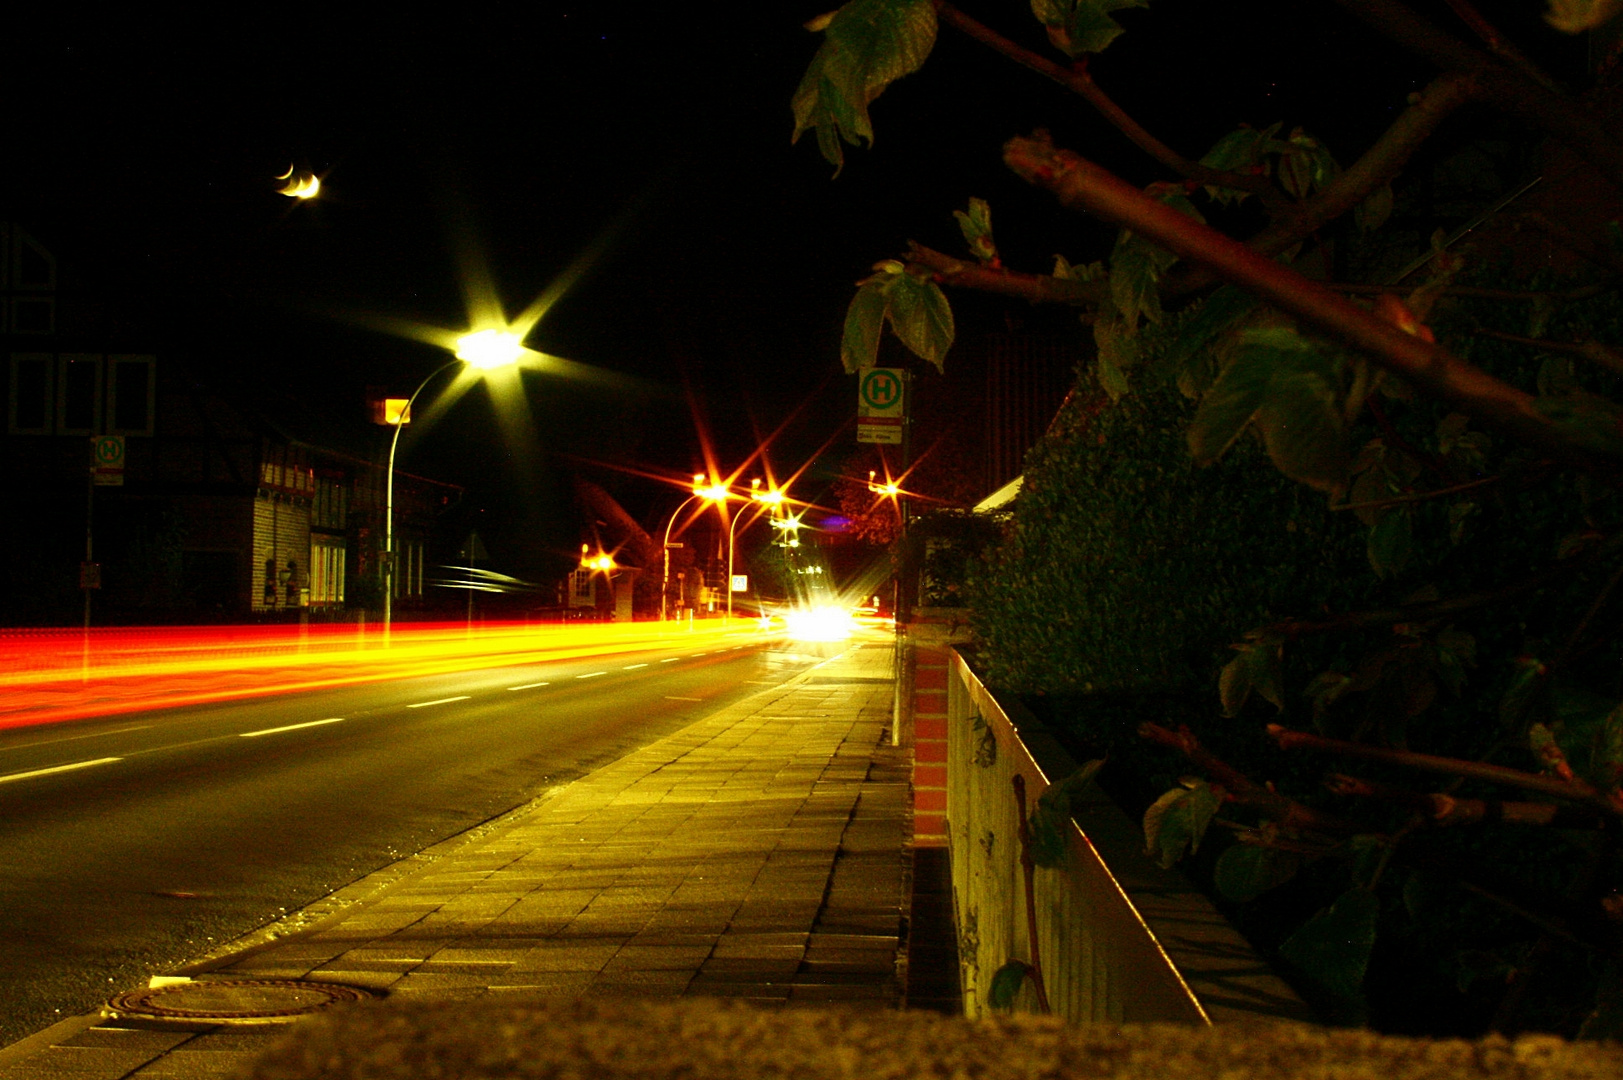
[1325, 773, 1603, 827]
[1238, 72, 1480, 262]
[1269, 724, 1623, 815]
[1329, 471, 1512, 512]
[1470, 328, 1623, 378]
[904, 241, 1103, 306]
[1258, 530, 1623, 638]
[1139, 722, 1362, 835]
[1329, 0, 1623, 193]
[1516, 210, 1623, 278]
[932, 1, 1282, 207]
[1439, 0, 1563, 93]
[1002, 134, 1623, 474]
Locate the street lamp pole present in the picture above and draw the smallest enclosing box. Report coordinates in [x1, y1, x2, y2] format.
[383, 329, 525, 642]
[660, 478, 708, 623]
[384, 358, 461, 643]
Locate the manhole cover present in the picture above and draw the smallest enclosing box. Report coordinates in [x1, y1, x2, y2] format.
[107, 979, 375, 1024]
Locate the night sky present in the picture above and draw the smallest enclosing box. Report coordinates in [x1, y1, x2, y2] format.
[2, 1, 1574, 572]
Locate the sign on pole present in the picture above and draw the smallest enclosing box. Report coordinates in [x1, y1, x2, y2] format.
[91, 435, 125, 486]
[856, 367, 906, 445]
[730, 574, 748, 593]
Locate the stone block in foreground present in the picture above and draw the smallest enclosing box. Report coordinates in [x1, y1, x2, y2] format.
[240, 998, 1621, 1080]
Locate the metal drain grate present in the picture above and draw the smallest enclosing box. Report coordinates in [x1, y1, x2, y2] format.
[107, 979, 375, 1024]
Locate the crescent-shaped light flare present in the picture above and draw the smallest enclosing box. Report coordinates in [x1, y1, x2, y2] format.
[276, 171, 321, 199]
[274, 163, 295, 180]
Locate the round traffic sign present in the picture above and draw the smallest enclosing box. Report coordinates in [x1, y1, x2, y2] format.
[860, 368, 903, 410]
[93, 436, 125, 465]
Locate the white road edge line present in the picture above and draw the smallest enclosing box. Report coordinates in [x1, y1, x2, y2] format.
[575, 672, 607, 680]
[406, 697, 472, 709]
[506, 682, 551, 691]
[0, 757, 122, 783]
[623, 663, 648, 670]
[240, 718, 345, 738]
[664, 696, 702, 701]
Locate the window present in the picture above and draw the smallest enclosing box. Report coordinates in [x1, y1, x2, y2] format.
[310, 540, 346, 605]
[56, 354, 102, 435]
[11, 297, 54, 335]
[10, 227, 55, 291]
[8, 353, 52, 434]
[107, 355, 156, 436]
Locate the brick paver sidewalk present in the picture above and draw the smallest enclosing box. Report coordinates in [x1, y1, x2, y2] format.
[0, 642, 910, 1079]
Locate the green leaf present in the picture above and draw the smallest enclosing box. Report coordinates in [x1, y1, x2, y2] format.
[1277, 128, 1338, 200]
[1366, 508, 1413, 579]
[1214, 843, 1300, 902]
[791, 0, 939, 174]
[1219, 639, 1283, 717]
[840, 278, 889, 373]
[1353, 183, 1394, 234]
[1189, 327, 1348, 492]
[884, 273, 954, 371]
[953, 197, 998, 264]
[1279, 888, 1380, 1002]
[988, 959, 1032, 1009]
[1592, 703, 1623, 789]
[1027, 759, 1105, 869]
[1198, 123, 1280, 204]
[1164, 285, 1257, 381]
[1254, 364, 1351, 493]
[1094, 314, 1137, 400]
[1030, 0, 1149, 57]
[1143, 779, 1221, 869]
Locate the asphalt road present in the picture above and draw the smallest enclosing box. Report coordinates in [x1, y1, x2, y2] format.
[0, 634, 819, 1046]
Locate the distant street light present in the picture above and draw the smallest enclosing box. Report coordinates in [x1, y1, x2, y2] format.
[727, 479, 788, 620]
[384, 329, 524, 640]
[660, 475, 729, 622]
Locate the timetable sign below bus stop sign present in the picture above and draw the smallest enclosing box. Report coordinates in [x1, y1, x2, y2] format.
[92, 435, 125, 486]
[857, 367, 906, 445]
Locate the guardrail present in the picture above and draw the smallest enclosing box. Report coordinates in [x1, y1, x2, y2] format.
[946, 649, 1315, 1024]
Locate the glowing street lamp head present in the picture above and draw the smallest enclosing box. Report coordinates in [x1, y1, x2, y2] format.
[455, 328, 526, 370]
[692, 476, 732, 502]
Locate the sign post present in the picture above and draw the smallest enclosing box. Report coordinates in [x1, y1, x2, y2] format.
[856, 367, 906, 445]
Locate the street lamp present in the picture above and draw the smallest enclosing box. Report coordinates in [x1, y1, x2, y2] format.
[383, 329, 525, 639]
[661, 475, 730, 622]
[727, 479, 788, 620]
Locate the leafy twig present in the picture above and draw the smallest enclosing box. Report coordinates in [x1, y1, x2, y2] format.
[1439, 0, 1562, 93]
[931, 1, 1281, 208]
[1331, 282, 1611, 302]
[1260, 531, 1623, 638]
[1469, 328, 1623, 378]
[1516, 210, 1623, 278]
[1325, 773, 1602, 827]
[904, 241, 1103, 307]
[1329, 472, 1508, 512]
[1139, 722, 1362, 835]
[1329, 0, 1623, 194]
[1269, 724, 1623, 815]
[1002, 134, 1623, 475]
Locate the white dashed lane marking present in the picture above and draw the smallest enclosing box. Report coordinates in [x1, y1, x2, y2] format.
[575, 672, 607, 680]
[241, 718, 345, 737]
[506, 682, 551, 691]
[406, 697, 471, 709]
[0, 757, 122, 783]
